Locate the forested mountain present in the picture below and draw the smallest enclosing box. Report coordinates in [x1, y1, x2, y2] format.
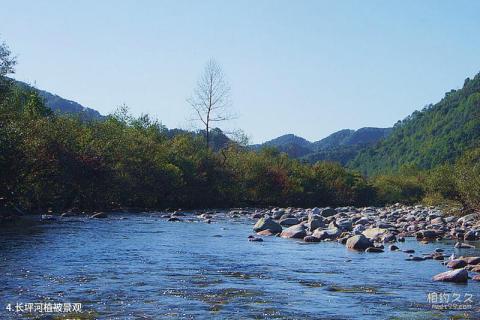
[350, 73, 480, 175]
[252, 127, 391, 164]
[250, 134, 313, 158]
[14, 80, 103, 120]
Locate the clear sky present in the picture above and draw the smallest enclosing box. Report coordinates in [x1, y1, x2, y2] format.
[1, 0, 480, 143]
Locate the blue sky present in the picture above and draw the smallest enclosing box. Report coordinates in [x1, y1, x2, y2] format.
[1, 0, 479, 143]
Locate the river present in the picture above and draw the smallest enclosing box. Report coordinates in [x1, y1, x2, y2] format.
[1, 212, 479, 319]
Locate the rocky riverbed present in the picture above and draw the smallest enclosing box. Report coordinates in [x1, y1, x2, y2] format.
[2, 206, 480, 318]
[248, 204, 480, 284]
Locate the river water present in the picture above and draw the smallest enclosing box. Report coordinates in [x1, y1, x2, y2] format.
[1, 212, 479, 319]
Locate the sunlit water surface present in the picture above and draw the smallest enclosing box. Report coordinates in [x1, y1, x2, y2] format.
[1, 213, 480, 319]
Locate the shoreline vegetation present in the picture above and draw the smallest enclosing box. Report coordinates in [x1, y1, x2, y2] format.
[1, 39, 479, 218]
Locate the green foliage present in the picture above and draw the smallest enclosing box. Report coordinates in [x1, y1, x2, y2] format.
[350, 74, 480, 175]
[455, 148, 480, 211]
[371, 174, 425, 205]
[0, 87, 377, 212]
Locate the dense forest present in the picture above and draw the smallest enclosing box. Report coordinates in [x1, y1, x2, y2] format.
[350, 74, 480, 175]
[0, 39, 479, 215]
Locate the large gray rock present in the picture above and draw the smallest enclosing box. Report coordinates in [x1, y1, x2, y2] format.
[306, 214, 324, 231]
[272, 210, 285, 220]
[253, 217, 282, 234]
[321, 208, 337, 217]
[312, 227, 341, 240]
[458, 213, 480, 226]
[432, 269, 468, 283]
[279, 217, 300, 226]
[362, 228, 388, 240]
[336, 218, 353, 231]
[416, 230, 437, 239]
[346, 235, 372, 251]
[353, 224, 365, 235]
[464, 230, 478, 241]
[447, 259, 467, 269]
[280, 224, 307, 239]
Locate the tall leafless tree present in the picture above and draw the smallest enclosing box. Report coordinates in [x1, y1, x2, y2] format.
[188, 59, 233, 149]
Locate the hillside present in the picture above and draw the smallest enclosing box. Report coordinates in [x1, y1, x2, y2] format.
[252, 128, 391, 164]
[14, 80, 103, 120]
[350, 73, 480, 175]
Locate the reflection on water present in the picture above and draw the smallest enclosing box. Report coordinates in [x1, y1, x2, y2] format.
[1, 213, 479, 319]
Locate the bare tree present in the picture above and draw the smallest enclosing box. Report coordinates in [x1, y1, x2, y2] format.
[187, 59, 233, 149]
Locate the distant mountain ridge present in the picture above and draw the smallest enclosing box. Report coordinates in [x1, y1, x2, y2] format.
[14, 80, 103, 120]
[251, 127, 392, 164]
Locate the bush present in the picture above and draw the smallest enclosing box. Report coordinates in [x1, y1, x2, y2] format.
[455, 148, 480, 211]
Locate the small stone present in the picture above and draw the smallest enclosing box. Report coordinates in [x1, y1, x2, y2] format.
[365, 247, 384, 253]
[389, 245, 400, 251]
[406, 256, 425, 261]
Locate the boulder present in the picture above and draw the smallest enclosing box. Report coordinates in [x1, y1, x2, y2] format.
[382, 233, 397, 243]
[257, 229, 275, 236]
[458, 213, 480, 226]
[336, 218, 353, 231]
[362, 228, 388, 240]
[447, 259, 467, 269]
[346, 235, 372, 251]
[280, 224, 307, 239]
[464, 230, 478, 241]
[306, 214, 325, 231]
[416, 230, 437, 239]
[253, 217, 282, 234]
[470, 265, 480, 273]
[352, 225, 365, 235]
[321, 208, 337, 217]
[312, 227, 341, 240]
[430, 217, 445, 225]
[465, 256, 480, 265]
[432, 269, 468, 283]
[279, 217, 300, 226]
